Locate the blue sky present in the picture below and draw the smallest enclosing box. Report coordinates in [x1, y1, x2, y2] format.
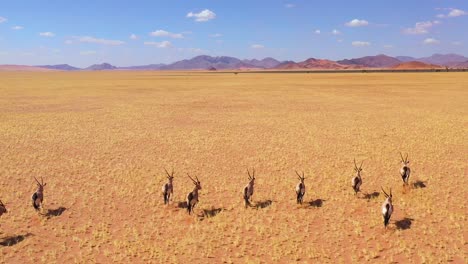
[0, 0, 467, 67]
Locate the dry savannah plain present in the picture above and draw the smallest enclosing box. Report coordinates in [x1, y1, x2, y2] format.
[0, 71, 466, 263]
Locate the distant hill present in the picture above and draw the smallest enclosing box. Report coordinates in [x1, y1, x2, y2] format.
[395, 56, 416, 62]
[118, 64, 166, 70]
[160, 55, 255, 70]
[417, 53, 468, 66]
[84, 63, 117, 71]
[242, 57, 281, 68]
[392, 61, 442, 69]
[337, 54, 401, 68]
[38, 64, 80, 71]
[276, 58, 353, 69]
[454, 60, 468, 68]
[0, 65, 57, 72]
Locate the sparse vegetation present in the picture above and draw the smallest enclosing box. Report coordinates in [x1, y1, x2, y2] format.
[0, 71, 466, 263]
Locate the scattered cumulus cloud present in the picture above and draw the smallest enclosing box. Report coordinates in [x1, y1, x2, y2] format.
[178, 47, 205, 53]
[352, 41, 371, 47]
[251, 44, 264, 49]
[314, 29, 321, 34]
[345, 19, 369, 27]
[144, 41, 172, 48]
[383, 44, 393, 48]
[39, 32, 55, 37]
[74, 36, 125, 45]
[130, 34, 138, 40]
[210, 33, 222, 38]
[12, 25, 23, 30]
[332, 29, 341, 35]
[80, 50, 97, 56]
[423, 38, 440, 45]
[285, 4, 295, 8]
[0, 17, 6, 23]
[187, 9, 216, 22]
[451, 41, 462, 46]
[436, 8, 467, 18]
[403, 21, 440, 34]
[150, 30, 183, 39]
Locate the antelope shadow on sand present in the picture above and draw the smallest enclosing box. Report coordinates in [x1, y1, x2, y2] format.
[395, 217, 414, 230]
[308, 199, 326, 208]
[198, 207, 223, 221]
[412, 180, 427, 189]
[362, 192, 380, 200]
[0, 233, 33, 247]
[177, 201, 188, 209]
[45, 207, 67, 218]
[253, 200, 272, 209]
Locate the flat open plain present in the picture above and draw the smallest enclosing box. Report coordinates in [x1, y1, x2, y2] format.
[0, 71, 466, 263]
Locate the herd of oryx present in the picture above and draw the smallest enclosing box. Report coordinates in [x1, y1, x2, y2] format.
[161, 152, 412, 229]
[0, 153, 412, 229]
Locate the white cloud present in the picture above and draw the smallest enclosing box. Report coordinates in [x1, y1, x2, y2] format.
[314, 29, 321, 34]
[332, 29, 341, 35]
[451, 41, 462, 46]
[144, 41, 172, 48]
[345, 19, 369, 27]
[187, 9, 216, 22]
[285, 4, 295, 8]
[0, 17, 6, 23]
[383, 44, 394, 48]
[403, 21, 440, 34]
[437, 8, 467, 18]
[64, 40, 73, 44]
[178, 47, 205, 53]
[210, 33, 222, 38]
[423, 38, 440, 45]
[80, 50, 97, 56]
[130, 34, 138, 40]
[448, 8, 467, 17]
[149, 30, 183, 39]
[352, 41, 371, 47]
[12, 25, 23, 30]
[39, 32, 55, 37]
[74, 36, 125, 45]
[251, 44, 264, 49]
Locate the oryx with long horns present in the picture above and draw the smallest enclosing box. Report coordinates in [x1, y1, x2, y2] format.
[381, 187, 393, 228]
[295, 171, 306, 204]
[352, 159, 363, 195]
[186, 174, 202, 215]
[32, 177, 47, 212]
[243, 168, 256, 207]
[162, 168, 174, 205]
[399, 152, 411, 185]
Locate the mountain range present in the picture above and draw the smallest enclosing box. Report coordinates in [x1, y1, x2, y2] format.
[1, 53, 467, 71]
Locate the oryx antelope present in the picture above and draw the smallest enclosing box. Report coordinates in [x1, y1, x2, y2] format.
[243, 168, 256, 207]
[351, 159, 363, 195]
[186, 174, 202, 215]
[295, 171, 306, 204]
[381, 187, 393, 228]
[399, 152, 411, 185]
[0, 200, 7, 217]
[32, 177, 47, 212]
[162, 168, 174, 205]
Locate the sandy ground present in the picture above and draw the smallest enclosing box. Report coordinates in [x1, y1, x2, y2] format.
[0, 71, 466, 263]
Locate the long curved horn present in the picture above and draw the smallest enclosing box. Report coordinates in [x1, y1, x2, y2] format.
[295, 170, 302, 178]
[399, 152, 405, 162]
[302, 171, 305, 180]
[390, 188, 392, 197]
[34, 177, 41, 185]
[360, 160, 363, 170]
[381, 187, 389, 197]
[247, 168, 252, 180]
[354, 159, 358, 170]
[405, 154, 408, 163]
[195, 176, 200, 183]
[187, 173, 196, 184]
[164, 168, 171, 178]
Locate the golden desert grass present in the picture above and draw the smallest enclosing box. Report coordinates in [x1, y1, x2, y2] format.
[0, 71, 466, 263]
